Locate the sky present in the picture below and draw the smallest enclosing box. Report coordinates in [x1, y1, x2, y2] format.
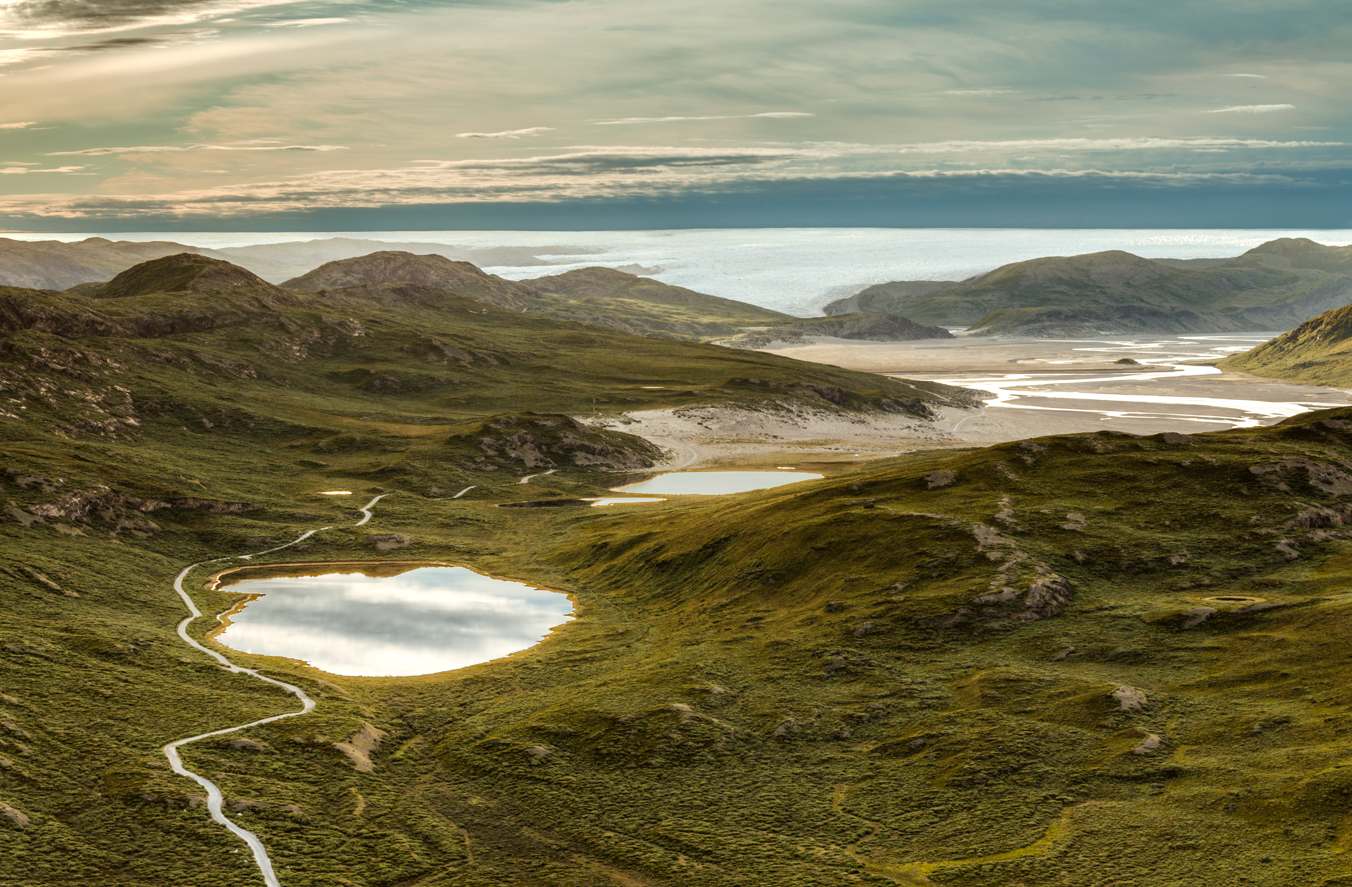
[0, 0, 1349, 230]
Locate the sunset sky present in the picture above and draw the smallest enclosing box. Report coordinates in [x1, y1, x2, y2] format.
[0, 0, 1348, 229]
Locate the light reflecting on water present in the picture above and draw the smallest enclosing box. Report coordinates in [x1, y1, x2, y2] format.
[590, 497, 665, 506]
[612, 470, 823, 496]
[216, 565, 573, 677]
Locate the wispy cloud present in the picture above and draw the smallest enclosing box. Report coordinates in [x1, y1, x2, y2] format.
[48, 143, 347, 155]
[0, 165, 82, 175]
[1206, 104, 1295, 114]
[0, 0, 310, 37]
[809, 137, 1342, 154]
[943, 88, 1017, 96]
[594, 112, 814, 125]
[263, 18, 348, 28]
[0, 141, 1318, 219]
[0, 122, 38, 130]
[0, 29, 214, 66]
[456, 127, 555, 139]
[1223, 73, 1267, 79]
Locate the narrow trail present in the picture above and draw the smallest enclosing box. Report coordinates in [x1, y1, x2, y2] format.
[162, 494, 392, 886]
[647, 434, 701, 470]
[355, 493, 390, 526]
[517, 469, 556, 484]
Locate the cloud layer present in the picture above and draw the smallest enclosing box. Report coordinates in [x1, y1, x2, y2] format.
[0, 0, 1347, 224]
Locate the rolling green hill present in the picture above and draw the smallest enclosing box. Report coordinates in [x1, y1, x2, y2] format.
[824, 239, 1352, 336]
[1219, 298, 1352, 387]
[823, 279, 961, 316]
[286, 253, 796, 342]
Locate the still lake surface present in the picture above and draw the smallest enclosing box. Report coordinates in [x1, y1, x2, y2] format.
[216, 565, 573, 677]
[612, 470, 823, 495]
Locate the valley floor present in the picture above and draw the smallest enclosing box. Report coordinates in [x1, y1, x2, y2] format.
[765, 333, 1352, 442]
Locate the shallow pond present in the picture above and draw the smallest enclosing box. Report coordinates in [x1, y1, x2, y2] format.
[611, 470, 823, 496]
[214, 564, 573, 677]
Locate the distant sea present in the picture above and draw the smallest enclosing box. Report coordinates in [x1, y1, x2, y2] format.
[12, 228, 1352, 316]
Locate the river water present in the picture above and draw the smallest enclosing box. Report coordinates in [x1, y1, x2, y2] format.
[912, 335, 1351, 434]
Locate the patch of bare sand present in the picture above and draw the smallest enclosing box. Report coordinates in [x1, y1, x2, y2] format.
[335, 722, 387, 773]
[587, 403, 978, 470]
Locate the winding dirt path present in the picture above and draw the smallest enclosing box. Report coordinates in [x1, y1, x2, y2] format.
[162, 495, 391, 886]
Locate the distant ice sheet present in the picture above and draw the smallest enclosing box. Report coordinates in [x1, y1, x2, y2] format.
[11, 228, 1351, 317]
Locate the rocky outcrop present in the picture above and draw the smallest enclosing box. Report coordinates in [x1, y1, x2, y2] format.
[453, 414, 663, 470]
[12, 484, 258, 529]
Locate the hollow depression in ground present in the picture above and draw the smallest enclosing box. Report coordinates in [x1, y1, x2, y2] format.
[214, 564, 574, 677]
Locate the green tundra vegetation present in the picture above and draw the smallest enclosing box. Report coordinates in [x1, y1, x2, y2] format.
[7, 253, 1352, 885]
[1221, 296, 1352, 389]
[823, 238, 1352, 337]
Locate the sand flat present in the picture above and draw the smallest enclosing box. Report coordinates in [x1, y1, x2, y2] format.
[602, 334, 1352, 466]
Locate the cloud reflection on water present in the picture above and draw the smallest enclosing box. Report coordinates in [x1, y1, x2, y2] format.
[217, 566, 573, 676]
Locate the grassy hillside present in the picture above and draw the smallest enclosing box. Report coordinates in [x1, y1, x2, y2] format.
[1220, 300, 1352, 387]
[0, 236, 211, 290]
[17, 252, 1352, 885]
[0, 254, 979, 885]
[9, 338, 1352, 884]
[718, 312, 955, 349]
[286, 254, 801, 342]
[823, 280, 960, 316]
[526, 266, 787, 320]
[827, 239, 1352, 335]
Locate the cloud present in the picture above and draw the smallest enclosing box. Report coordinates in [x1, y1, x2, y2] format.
[0, 165, 83, 174]
[1206, 104, 1296, 114]
[0, 0, 309, 37]
[0, 138, 1323, 220]
[263, 18, 348, 28]
[0, 122, 37, 130]
[48, 143, 346, 155]
[1223, 73, 1266, 78]
[0, 26, 215, 66]
[808, 137, 1343, 155]
[456, 127, 555, 139]
[943, 88, 1017, 96]
[594, 112, 815, 125]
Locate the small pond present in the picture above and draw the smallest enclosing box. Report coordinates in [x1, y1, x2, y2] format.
[214, 564, 573, 677]
[611, 470, 823, 496]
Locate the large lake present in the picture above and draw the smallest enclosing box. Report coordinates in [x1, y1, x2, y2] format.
[215, 564, 573, 677]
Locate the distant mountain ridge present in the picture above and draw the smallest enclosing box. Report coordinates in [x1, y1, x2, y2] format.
[275, 252, 951, 344]
[823, 238, 1352, 337]
[0, 236, 602, 290]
